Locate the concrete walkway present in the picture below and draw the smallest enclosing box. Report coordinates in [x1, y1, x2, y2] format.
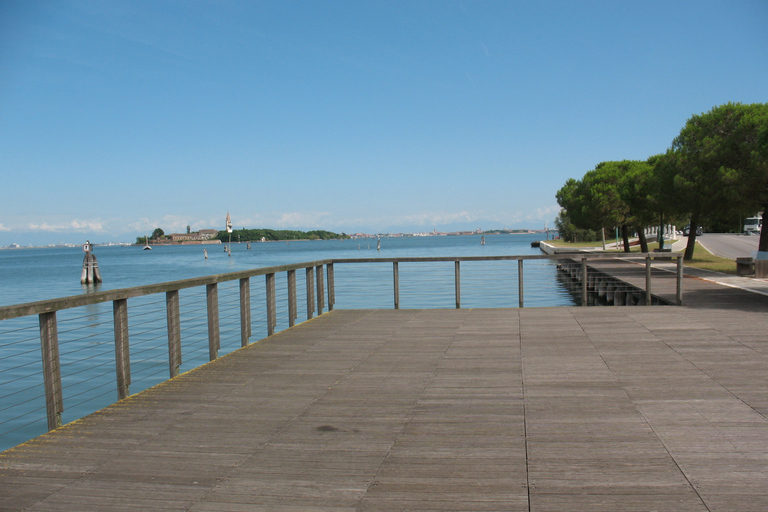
[2, 299, 768, 511]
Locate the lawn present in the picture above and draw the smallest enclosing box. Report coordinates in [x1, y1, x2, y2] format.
[543, 238, 737, 274]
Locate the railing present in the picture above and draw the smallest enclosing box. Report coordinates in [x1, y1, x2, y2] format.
[0, 253, 682, 450]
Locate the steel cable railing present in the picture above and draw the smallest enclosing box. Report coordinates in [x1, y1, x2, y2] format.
[0, 253, 683, 451]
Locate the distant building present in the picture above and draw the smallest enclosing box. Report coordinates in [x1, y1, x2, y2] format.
[168, 229, 220, 243]
[198, 229, 219, 240]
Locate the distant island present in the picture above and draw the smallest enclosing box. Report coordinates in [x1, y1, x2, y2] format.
[136, 228, 349, 246]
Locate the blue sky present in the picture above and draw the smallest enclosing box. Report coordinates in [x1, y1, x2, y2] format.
[1, 0, 767, 245]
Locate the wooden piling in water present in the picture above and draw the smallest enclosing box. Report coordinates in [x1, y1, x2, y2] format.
[80, 241, 102, 284]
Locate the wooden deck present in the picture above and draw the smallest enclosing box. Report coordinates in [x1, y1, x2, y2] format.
[2, 271, 768, 510]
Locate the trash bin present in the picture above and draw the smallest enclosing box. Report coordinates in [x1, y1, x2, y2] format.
[736, 257, 754, 276]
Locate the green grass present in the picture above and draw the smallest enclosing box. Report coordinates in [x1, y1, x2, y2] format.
[544, 238, 737, 274]
[684, 243, 737, 274]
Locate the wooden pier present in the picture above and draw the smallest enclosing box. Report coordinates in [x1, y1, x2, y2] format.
[2, 263, 768, 510]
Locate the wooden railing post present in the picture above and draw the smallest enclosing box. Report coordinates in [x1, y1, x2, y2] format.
[306, 267, 315, 320]
[266, 273, 276, 336]
[645, 255, 652, 305]
[206, 283, 220, 360]
[676, 255, 683, 305]
[240, 278, 251, 347]
[287, 269, 297, 327]
[113, 298, 131, 400]
[581, 257, 588, 306]
[327, 263, 335, 311]
[316, 264, 325, 315]
[518, 259, 524, 308]
[393, 262, 400, 310]
[166, 290, 181, 378]
[455, 260, 461, 309]
[39, 311, 63, 431]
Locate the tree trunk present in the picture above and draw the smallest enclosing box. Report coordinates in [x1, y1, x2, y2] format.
[759, 205, 768, 253]
[601, 227, 606, 251]
[637, 228, 649, 253]
[621, 225, 631, 252]
[684, 212, 700, 261]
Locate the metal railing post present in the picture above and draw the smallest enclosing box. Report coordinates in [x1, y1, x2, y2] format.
[39, 311, 63, 431]
[287, 269, 297, 327]
[327, 263, 335, 311]
[455, 260, 461, 309]
[306, 267, 315, 320]
[206, 283, 220, 360]
[581, 257, 588, 306]
[166, 290, 181, 378]
[240, 278, 251, 347]
[113, 298, 131, 400]
[316, 264, 325, 315]
[393, 262, 400, 309]
[645, 255, 652, 305]
[676, 256, 683, 305]
[518, 259, 524, 308]
[266, 273, 276, 335]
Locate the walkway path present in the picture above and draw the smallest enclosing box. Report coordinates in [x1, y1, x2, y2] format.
[2, 289, 768, 510]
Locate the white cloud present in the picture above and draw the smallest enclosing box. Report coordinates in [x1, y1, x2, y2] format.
[27, 219, 105, 232]
[0, 223, 9, 232]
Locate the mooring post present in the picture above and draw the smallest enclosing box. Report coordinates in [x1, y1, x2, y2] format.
[581, 257, 588, 306]
[518, 259, 524, 308]
[645, 255, 652, 305]
[113, 298, 131, 400]
[39, 311, 63, 431]
[80, 241, 102, 284]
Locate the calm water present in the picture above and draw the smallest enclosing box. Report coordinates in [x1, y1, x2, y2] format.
[0, 233, 572, 451]
[0, 233, 567, 306]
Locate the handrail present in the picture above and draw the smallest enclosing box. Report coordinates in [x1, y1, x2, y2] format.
[0, 253, 683, 320]
[0, 259, 333, 321]
[0, 251, 683, 448]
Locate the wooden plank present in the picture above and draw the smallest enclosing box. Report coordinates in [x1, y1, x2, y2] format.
[5, 297, 768, 511]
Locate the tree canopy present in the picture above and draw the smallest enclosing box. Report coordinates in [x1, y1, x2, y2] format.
[556, 102, 768, 259]
[217, 228, 349, 242]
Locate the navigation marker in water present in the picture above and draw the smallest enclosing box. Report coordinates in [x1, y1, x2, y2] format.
[80, 241, 102, 284]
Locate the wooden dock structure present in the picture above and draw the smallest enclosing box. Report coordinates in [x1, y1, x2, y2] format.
[2, 262, 768, 511]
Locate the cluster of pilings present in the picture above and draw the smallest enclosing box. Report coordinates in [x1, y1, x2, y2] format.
[556, 259, 669, 306]
[80, 241, 102, 285]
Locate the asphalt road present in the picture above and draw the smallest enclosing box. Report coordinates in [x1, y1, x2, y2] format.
[695, 233, 760, 259]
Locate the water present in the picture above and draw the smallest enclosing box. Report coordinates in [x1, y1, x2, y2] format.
[0, 233, 571, 451]
[0, 233, 567, 306]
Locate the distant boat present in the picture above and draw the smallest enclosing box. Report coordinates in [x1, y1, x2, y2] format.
[143, 235, 151, 250]
[481, 236, 485, 245]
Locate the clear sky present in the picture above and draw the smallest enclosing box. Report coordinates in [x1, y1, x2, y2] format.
[1, 0, 767, 245]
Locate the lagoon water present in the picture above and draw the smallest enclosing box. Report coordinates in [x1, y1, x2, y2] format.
[0, 233, 569, 307]
[0, 233, 573, 451]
